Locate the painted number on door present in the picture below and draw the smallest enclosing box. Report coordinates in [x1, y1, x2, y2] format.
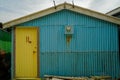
[26, 36, 32, 43]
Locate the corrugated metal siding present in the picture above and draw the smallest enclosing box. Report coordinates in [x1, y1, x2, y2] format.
[17, 10, 120, 78]
[39, 25, 119, 78]
[40, 52, 119, 77]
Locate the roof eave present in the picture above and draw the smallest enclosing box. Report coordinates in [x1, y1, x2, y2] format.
[106, 7, 120, 15]
[3, 3, 120, 29]
[3, 3, 65, 29]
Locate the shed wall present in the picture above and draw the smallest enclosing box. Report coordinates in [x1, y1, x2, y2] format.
[16, 10, 120, 78]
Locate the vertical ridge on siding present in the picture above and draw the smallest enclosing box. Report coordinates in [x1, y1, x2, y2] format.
[18, 9, 120, 79]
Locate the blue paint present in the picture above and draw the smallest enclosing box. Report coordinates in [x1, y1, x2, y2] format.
[16, 9, 120, 79]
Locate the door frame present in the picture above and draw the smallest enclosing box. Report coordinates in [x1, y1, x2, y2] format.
[13, 27, 40, 78]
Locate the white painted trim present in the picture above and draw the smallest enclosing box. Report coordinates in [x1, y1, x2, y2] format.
[3, 3, 120, 28]
[106, 7, 120, 15]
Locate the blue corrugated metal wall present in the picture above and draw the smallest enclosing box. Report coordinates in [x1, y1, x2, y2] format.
[17, 10, 120, 78]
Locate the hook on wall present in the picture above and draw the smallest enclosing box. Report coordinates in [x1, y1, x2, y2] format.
[72, 0, 75, 8]
[64, 1, 66, 9]
[53, 0, 57, 9]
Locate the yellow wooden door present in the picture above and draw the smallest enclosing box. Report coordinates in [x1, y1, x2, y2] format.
[15, 27, 38, 78]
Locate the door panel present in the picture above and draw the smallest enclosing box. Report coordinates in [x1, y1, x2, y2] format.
[15, 27, 38, 78]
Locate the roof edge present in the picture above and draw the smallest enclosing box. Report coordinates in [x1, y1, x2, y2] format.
[3, 3, 65, 28]
[106, 7, 120, 15]
[3, 3, 120, 28]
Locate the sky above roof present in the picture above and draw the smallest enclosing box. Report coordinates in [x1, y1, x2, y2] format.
[0, 0, 120, 23]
